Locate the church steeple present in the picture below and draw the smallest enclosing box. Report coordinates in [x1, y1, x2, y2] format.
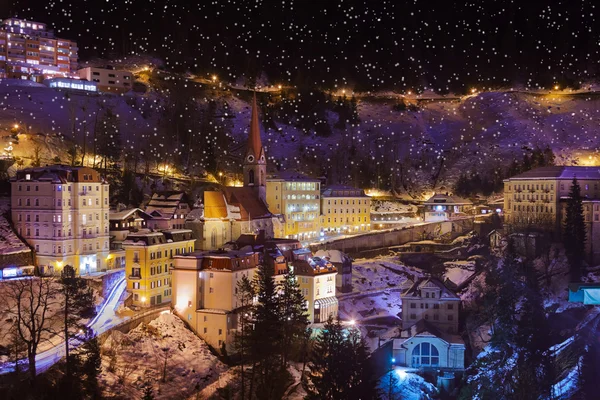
[243, 92, 267, 203]
[246, 93, 265, 161]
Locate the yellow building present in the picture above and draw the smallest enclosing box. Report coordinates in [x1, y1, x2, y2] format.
[171, 250, 259, 351]
[266, 172, 321, 240]
[11, 166, 110, 275]
[292, 257, 338, 323]
[123, 229, 195, 308]
[320, 185, 371, 233]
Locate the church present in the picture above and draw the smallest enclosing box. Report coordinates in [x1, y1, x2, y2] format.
[186, 94, 283, 250]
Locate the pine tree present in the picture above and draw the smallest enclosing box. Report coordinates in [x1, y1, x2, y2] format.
[344, 328, 381, 400]
[80, 333, 102, 399]
[251, 262, 284, 400]
[305, 317, 346, 399]
[60, 265, 96, 380]
[141, 382, 155, 400]
[564, 177, 586, 281]
[278, 268, 310, 368]
[233, 275, 255, 400]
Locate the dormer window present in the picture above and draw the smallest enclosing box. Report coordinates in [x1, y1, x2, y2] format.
[25, 174, 31, 180]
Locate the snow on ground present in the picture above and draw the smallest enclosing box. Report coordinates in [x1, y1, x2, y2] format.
[0, 198, 30, 255]
[350, 257, 424, 293]
[371, 200, 417, 214]
[99, 313, 226, 400]
[378, 370, 438, 400]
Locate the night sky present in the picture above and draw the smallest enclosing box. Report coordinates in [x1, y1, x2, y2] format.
[6, 0, 600, 91]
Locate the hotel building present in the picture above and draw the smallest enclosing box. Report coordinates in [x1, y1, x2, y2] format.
[172, 249, 260, 351]
[320, 185, 371, 233]
[0, 18, 78, 80]
[123, 229, 195, 308]
[11, 166, 110, 275]
[266, 172, 321, 240]
[77, 66, 133, 93]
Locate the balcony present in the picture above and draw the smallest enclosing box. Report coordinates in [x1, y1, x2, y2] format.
[129, 274, 142, 280]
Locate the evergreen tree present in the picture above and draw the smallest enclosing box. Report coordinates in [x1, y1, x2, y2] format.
[305, 317, 347, 399]
[141, 382, 155, 400]
[277, 268, 310, 368]
[59, 265, 96, 380]
[79, 333, 102, 399]
[305, 318, 380, 400]
[564, 177, 586, 281]
[251, 262, 284, 400]
[233, 275, 255, 400]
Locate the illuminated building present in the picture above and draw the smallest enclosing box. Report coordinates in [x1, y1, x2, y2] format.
[504, 166, 600, 263]
[423, 193, 473, 222]
[0, 18, 78, 80]
[11, 166, 109, 275]
[77, 66, 133, 93]
[123, 229, 195, 308]
[320, 185, 371, 233]
[291, 257, 338, 323]
[145, 192, 191, 230]
[171, 249, 260, 351]
[266, 172, 322, 240]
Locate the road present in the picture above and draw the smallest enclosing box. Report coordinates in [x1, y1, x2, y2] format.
[0, 278, 128, 375]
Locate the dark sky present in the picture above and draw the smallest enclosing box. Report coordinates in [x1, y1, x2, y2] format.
[7, 0, 600, 91]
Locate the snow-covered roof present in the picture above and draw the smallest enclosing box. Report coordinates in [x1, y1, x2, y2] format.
[109, 208, 152, 221]
[401, 277, 460, 300]
[267, 171, 321, 182]
[423, 193, 472, 206]
[506, 166, 600, 181]
[322, 185, 368, 198]
[395, 319, 464, 346]
[314, 249, 351, 264]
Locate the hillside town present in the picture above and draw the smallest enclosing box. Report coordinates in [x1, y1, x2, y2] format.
[1, 6, 600, 400]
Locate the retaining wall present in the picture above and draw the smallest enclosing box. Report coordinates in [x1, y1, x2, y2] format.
[96, 305, 170, 344]
[310, 218, 475, 258]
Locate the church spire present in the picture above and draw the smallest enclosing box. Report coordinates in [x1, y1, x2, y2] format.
[247, 92, 264, 160]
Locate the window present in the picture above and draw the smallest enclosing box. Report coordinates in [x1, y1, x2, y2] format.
[410, 303, 416, 309]
[133, 282, 140, 289]
[218, 329, 222, 335]
[447, 304, 454, 310]
[204, 327, 207, 333]
[411, 342, 440, 367]
[210, 287, 214, 293]
[448, 315, 454, 321]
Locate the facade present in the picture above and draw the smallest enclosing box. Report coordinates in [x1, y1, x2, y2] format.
[314, 249, 352, 292]
[423, 193, 473, 222]
[392, 320, 465, 371]
[77, 66, 133, 93]
[0, 18, 78, 80]
[123, 229, 195, 308]
[320, 185, 371, 233]
[172, 250, 260, 351]
[45, 77, 98, 92]
[145, 192, 191, 230]
[266, 172, 321, 240]
[109, 207, 152, 245]
[11, 166, 110, 275]
[401, 277, 461, 334]
[292, 257, 338, 323]
[504, 166, 600, 263]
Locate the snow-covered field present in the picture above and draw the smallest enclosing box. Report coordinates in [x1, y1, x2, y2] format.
[99, 313, 226, 400]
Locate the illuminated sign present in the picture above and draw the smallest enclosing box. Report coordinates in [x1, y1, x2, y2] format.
[3, 268, 18, 278]
[48, 80, 97, 92]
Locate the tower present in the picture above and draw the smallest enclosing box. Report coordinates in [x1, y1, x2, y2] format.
[243, 93, 267, 203]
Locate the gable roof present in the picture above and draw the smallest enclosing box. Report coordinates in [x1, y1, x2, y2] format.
[204, 191, 229, 219]
[145, 192, 187, 218]
[423, 193, 472, 206]
[396, 319, 464, 346]
[401, 277, 460, 300]
[222, 186, 271, 220]
[109, 207, 152, 221]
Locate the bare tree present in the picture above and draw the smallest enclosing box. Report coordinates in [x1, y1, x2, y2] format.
[2, 277, 58, 382]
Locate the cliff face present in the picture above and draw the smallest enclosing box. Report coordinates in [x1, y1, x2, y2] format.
[2, 77, 599, 197]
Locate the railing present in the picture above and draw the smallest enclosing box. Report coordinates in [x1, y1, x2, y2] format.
[128, 274, 142, 280]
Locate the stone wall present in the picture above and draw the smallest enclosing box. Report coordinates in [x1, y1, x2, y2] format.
[96, 306, 170, 344]
[0, 250, 34, 270]
[85, 269, 125, 299]
[310, 218, 475, 258]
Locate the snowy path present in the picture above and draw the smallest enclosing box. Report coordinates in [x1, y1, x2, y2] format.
[0, 278, 128, 375]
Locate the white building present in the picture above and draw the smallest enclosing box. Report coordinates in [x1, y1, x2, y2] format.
[77, 66, 133, 93]
[11, 166, 110, 275]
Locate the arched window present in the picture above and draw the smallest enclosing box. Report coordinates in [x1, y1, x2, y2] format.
[411, 342, 440, 367]
[249, 170, 255, 184]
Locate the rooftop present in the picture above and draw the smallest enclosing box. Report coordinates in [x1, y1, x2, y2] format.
[12, 165, 104, 184]
[506, 166, 600, 181]
[423, 193, 472, 206]
[322, 185, 368, 198]
[268, 171, 321, 182]
[401, 277, 460, 300]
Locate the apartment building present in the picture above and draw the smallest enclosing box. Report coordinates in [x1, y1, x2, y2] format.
[504, 166, 600, 263]
[0, 18, 78, 80]
[320, 185, 371, 233]
[292, 257, 338, 323]
[77, 66, 133, 93]
[172, 250, 260, 351]
[123, 229, 195, 308]
[401, 277, 461, 334]
[11, 166, 110, 275]
[266, 172, 321, 240]
[423, 193, 473, 222]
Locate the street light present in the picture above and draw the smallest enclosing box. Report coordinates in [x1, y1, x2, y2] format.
[554, 85, 560, 90]
[212, 75, 217, 82]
